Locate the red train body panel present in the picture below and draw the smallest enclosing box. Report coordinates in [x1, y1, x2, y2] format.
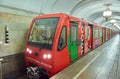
[25, 13, 117, 79]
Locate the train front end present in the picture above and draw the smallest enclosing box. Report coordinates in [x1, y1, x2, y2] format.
[25, 15, 60, 79]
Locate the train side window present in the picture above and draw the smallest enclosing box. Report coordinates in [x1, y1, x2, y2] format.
[95, 29, 98, 38]
[58, 26, 66, 50]
[85, 26, 89, 40]
[100, 29, 102, 37]
[87, 26, 90, 40]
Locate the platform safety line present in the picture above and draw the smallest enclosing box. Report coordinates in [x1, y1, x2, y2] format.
[73, 48, 105, 79]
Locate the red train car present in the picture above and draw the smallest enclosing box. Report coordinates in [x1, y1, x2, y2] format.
[25, 13, 83, 78]
[24, 13, 116, 79]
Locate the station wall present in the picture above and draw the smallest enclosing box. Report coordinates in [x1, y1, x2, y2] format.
[0, 12, 32, 57]
[0, 7, 37, 78]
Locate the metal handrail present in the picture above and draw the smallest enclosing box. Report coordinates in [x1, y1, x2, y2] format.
[0, 58, 3, 79]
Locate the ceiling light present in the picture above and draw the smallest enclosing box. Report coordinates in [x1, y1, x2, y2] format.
[113, 23, 120, 30]
[103, 3, 112, 21]
[113, 23, 118, 26]
[110, 19, 116, 24]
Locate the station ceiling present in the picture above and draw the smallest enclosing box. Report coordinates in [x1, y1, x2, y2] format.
[0, 0, 120, 31]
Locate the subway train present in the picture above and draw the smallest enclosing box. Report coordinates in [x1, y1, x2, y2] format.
[25, 13, 117, 79]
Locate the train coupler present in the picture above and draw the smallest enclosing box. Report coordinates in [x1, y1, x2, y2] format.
[27, 66, 49, 79]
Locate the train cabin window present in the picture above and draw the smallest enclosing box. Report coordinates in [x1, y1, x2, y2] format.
[58, 26, 66, 50]
[28, 17, 59, 50]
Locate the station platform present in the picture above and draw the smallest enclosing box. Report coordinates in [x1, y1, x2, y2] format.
[17, 34, 120, 79]
[50, 34, 120, 79]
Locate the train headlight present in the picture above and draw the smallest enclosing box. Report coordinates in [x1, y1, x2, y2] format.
[26, 48, 32, 54]
[43, 54, 47, 59]
[29, 50, 32, 54]
[26, 48, 29, 52]
[43, 54, 51, 59]
[47, 54, 51, 59]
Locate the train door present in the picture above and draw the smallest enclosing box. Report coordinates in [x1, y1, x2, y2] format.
[92, 27, 99, 49]
[88, 24, 93, 51]
[108, 29, 110, 39]
[98, 28, 101, 46]
[84, 24, 89, 54]
[99, 28, 103, 44]
[104, 28, 106, 42]
[102, 28, 104, 42]
[95, 28, 99, 47]
[70, 21, 78, 61]
[106, 29, 108, 41]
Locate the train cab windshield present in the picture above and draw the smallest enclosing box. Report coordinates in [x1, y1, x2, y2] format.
[28, 17, 59, 50]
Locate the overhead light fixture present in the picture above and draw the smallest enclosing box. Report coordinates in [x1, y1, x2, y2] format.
[103, 3, 112, 21]
[110, 19, 116, 24]
[113, 23, 118, 26]
[113, 23, 120, 30]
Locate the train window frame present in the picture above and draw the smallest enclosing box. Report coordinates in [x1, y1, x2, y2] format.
[57, 26, 67, 51]
[86, 26, 90, 40]
[85, 26, 89, 40]
[94, 28, 98, 38]
[28, 17, 59, 50]
[70, 23, 78, 43]
[99, 28, 102, 37]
